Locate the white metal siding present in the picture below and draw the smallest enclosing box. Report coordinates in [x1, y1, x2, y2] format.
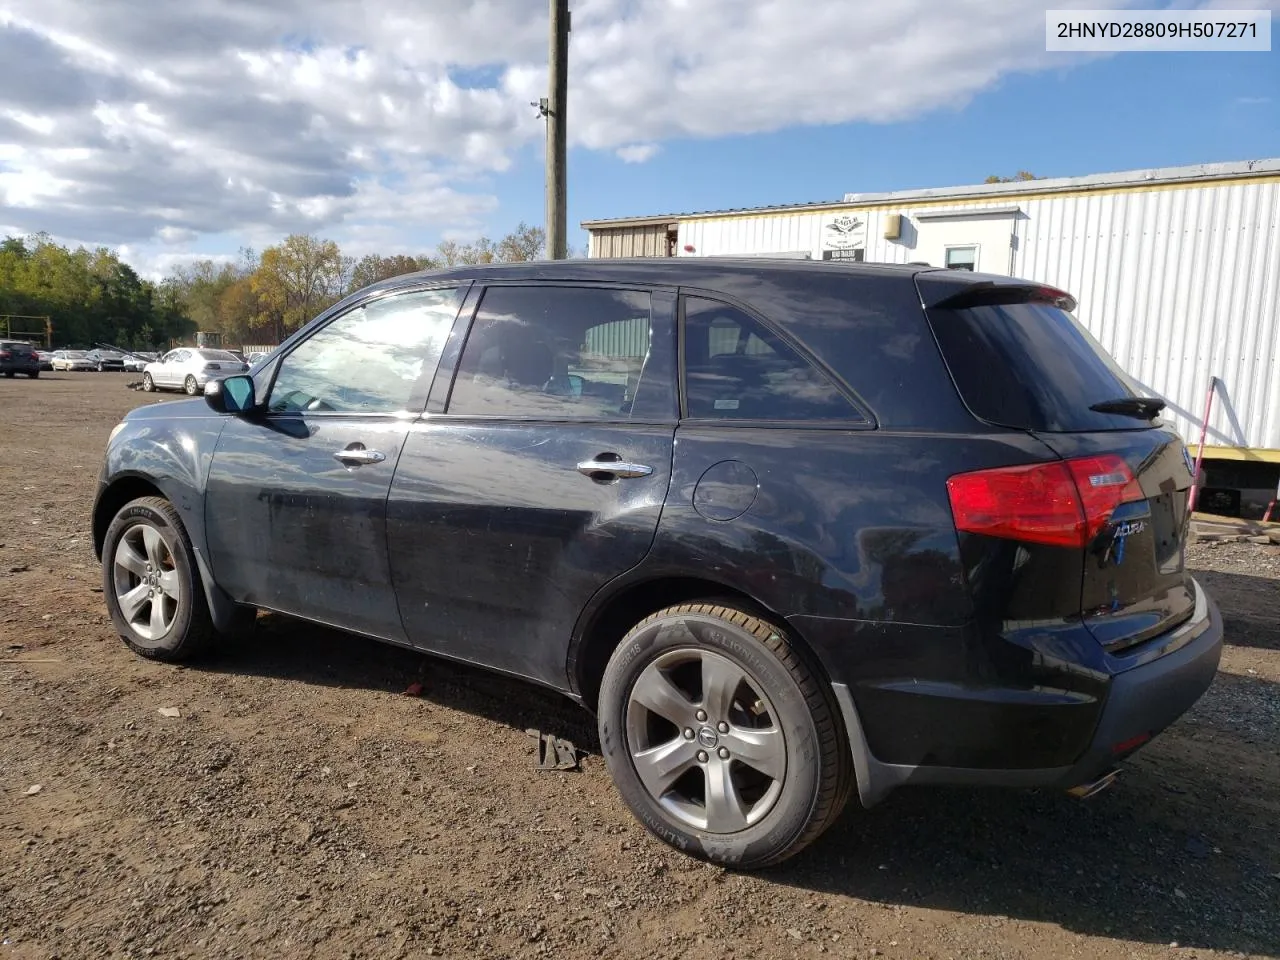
[672, 179, 1280, 450]
[1011, 180, 1280, 452]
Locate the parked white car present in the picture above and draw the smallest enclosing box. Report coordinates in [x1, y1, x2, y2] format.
[50, 350, 96, 371]
[141, 348, 250, 395]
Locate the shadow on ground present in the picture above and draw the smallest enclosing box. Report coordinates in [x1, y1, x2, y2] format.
[195, 608, 1280, 956]
[199, 611, 599, 749]
[1193, 567, 1280, 652]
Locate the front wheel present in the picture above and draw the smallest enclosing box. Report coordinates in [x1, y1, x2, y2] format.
[102, 497, 216, 661]
[184, 375, 198, 395]
[598, 603, 852, 869]
[141, 373, 154, 392]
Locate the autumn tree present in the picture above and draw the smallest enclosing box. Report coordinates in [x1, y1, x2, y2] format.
[249, 234, 347, 342]
[349, 253, 429, 292]
[984, 171, 1041, 183]
[496, 222, 545, 262]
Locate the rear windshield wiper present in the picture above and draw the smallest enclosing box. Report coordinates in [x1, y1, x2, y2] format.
[1089, 396, 1166, 420]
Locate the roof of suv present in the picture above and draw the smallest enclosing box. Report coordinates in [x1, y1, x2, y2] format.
[369, 256, 939, 293]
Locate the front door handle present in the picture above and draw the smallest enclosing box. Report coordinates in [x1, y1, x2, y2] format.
[576, 458, 653, 480]
[334, 445, 387, 466]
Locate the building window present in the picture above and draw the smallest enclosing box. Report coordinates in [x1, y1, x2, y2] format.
[822, 248, 865, 262]
[945, 246, 978, 271]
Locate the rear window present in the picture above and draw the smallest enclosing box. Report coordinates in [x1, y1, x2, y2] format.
[928, 301, 1152, 432]
[199, 350, 239, 361]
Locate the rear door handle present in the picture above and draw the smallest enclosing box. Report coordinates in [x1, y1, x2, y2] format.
[334, 446, 386, 466]
[576, 458, 653, 480]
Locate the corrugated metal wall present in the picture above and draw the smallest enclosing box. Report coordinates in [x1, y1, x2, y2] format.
[1011, 181, 1280, 454]
[679, 214, 825, 260]
[589, 225, 671, 258]
[668, 178, 1280, 450]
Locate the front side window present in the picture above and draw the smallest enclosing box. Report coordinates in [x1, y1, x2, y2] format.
[681, 297, 860, 422]
[268, 287, 461, 415]
[448, 286, 654, 420]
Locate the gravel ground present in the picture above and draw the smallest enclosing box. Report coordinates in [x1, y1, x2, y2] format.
[2, 375, 1278, 960]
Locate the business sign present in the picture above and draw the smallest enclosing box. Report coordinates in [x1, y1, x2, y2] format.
[821, 213, 867, 250]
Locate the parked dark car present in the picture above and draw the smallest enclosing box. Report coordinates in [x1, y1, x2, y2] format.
[85, 348, 126, 372]
[0, 340, 40, 378]
[91, 259, 1223, 868]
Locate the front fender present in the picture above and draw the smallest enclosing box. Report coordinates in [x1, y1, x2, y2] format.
[93, 403, 242, 631]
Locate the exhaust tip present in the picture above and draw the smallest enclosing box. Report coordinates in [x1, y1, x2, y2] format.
[1066, 768, 1120, 800]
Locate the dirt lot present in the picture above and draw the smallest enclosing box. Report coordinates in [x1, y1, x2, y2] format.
[2, 374, 1278, 960]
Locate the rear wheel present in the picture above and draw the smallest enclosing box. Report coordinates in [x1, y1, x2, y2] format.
[3, 371, 13, 378]
[141, 373, 154, 392]
[102, 497, 216, 661]
[26, 370, 38, 379]
[184, 375, 199, 395]
[598, 602, 852, 869]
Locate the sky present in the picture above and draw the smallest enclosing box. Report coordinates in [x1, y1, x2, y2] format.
[0, 0, 1277, 278]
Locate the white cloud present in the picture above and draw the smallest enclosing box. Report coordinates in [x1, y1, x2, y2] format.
[616, 143, 660, 164]
[0, 0, 1228, 271]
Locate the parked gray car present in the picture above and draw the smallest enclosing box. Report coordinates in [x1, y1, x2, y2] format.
[141, 348, 250, 395]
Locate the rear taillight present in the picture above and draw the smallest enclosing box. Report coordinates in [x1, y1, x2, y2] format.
[947, 454, 1141, 548]
[1064, 455, 1145, 542]
[0, 350, 10, 359]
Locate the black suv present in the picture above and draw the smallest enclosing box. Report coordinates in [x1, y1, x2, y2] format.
[1, 340, 40, 378]
[92, 260, 1223, 868]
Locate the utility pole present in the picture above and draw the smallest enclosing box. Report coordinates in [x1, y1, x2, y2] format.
[545, 0, 569, 260]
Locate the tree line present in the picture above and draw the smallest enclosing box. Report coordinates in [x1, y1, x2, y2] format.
[0, 223, 551, 351]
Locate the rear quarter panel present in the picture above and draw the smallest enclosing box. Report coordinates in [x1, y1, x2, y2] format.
[630, 424, 1115, 767]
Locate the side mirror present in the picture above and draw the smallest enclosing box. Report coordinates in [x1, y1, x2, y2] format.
[205, 375, 257, 415]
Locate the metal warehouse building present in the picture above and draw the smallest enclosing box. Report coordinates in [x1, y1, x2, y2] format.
[583, 158, 1280, 511]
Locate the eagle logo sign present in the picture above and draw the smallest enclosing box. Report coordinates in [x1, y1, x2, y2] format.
[824, 215, 865, 249]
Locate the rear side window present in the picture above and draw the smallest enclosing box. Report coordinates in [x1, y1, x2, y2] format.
[681, 297, 860, 422]
[928, 301, 1150, 432]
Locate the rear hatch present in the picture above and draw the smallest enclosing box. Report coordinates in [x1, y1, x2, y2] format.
[1, 341, 36, 364]
[919, 274, 1196, 652]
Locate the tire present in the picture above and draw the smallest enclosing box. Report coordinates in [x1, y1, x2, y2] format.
[27, 370, 38, 379]
[598, 602, 853, 869]
[102, 496, 216, 662]
[142, 373, 155, 392]
[184, 375, 199, 395]
[3, 371, 13, 378]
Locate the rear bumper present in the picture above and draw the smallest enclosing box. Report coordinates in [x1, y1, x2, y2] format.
[834, 578, 1223, 806]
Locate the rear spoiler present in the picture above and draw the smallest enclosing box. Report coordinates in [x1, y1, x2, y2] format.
[919, 277, 1077, 313]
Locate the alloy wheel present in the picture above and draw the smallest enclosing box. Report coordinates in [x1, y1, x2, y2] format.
[112, 523, 181, 642]
[625, 647, 786, 834]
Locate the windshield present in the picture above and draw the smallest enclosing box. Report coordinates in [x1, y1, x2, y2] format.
[66, 350, 86, 358]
